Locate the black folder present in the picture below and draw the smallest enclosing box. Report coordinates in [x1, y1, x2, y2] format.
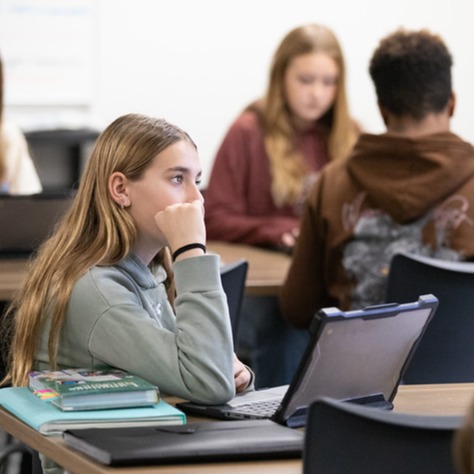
[63, 419, 303, 466]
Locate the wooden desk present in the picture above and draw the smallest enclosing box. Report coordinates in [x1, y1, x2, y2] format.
[0, 407, 298, 474]
[0, 242, 291, 301]
[1, 384, 473, 474]
[208, 241, 291, 296]
[393, 383, 474, 416]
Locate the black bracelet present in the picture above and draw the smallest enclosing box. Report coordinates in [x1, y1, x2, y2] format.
[172, 243, 206, 262]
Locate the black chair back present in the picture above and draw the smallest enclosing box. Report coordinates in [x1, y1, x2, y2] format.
[386, 253, 474, 383]
[304, 396, 460, 474]
[220, 259, 248, 344]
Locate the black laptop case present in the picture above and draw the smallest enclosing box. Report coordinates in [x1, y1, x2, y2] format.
[63, 420, 303, 466]
[178, 295, 438, 427]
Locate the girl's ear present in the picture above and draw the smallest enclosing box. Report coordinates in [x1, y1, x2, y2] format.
[109, 172, 131, 209]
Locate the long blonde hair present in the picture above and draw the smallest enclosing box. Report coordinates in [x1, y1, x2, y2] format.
[2, 113, 195, 387]
[263, 23, 357, 206]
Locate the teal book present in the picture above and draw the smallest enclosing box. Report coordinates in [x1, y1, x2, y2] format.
[0, 387, 186, 436]
[28, 368, 159, 411]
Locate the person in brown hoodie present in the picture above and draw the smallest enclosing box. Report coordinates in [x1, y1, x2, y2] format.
[280, 28, 474, 329]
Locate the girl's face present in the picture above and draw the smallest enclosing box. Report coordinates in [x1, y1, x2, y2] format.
[126, 139, 203, 251]
[283, 52, 339, 128]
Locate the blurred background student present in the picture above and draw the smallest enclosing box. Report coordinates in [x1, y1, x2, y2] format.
[205, 23, 359, 387]
[0, 51, 42, 195]
[205, 23, 359, 252]
[280, 29, 474, 330]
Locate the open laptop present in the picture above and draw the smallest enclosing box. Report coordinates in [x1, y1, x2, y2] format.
[0, 192, 74, 258]
[177, 295, 438, 428]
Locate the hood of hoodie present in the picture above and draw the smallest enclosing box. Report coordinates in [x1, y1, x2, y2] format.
[346, 132, 474, 223]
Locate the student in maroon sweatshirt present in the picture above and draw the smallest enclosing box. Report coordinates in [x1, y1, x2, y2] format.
[205, 23, 359, 253]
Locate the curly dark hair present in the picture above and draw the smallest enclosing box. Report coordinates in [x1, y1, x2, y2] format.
[369, 29, 452, 120]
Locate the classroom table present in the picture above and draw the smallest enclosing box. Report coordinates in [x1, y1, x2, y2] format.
[0, 241, 291, 301]
[0, 383, 473, 474]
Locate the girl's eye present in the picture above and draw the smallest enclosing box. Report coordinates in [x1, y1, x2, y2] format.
[195, 178, 202, 186]
[171, 175, 184, 184]
[323, 77, 338, 87]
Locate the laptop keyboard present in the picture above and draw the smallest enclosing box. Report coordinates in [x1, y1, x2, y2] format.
[233, 399, 281, 418]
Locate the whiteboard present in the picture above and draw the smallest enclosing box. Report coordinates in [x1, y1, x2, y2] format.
[0, 0, 95, 105]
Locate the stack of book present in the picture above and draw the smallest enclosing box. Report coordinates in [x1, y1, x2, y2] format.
[0, 368, 186, 436]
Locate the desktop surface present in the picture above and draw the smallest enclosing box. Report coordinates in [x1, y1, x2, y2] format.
[0, 241, 291, 301]
[0, 384, 472, 474]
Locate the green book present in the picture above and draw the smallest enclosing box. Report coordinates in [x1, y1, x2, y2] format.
[29, 368, 159, 411]
[0, 387, 186, 436]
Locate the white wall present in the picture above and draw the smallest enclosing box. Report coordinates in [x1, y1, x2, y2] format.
[2, 0, 474, 185]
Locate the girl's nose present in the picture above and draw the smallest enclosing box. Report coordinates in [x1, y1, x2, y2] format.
[189, 184, 204, 204]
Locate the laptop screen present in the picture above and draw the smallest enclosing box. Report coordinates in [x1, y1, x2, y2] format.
[278, 295, 438, 424]
[176, 295, 438, 428]
[0, 192, 73, 257]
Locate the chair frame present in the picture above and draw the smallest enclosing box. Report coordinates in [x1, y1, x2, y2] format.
[303, 396, 461, 474]
[219, 259, 248, 344]
[386, 252, 474, 383]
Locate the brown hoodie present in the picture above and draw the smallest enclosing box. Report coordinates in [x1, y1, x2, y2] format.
[280, 132, 474, 328]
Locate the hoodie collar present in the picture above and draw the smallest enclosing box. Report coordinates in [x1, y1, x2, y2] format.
[346, 132, 474, 223]
[115, 253, 166, 290]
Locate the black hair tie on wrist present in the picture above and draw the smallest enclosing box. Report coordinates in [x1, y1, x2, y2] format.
[172, 243, 206, 262]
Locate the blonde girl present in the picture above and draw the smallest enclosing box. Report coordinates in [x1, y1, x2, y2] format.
[3, 113, 251, 401]
[205, 23, 359, 252]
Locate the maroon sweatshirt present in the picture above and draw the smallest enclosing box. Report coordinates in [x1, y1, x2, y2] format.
[204, 108, 329, 248]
